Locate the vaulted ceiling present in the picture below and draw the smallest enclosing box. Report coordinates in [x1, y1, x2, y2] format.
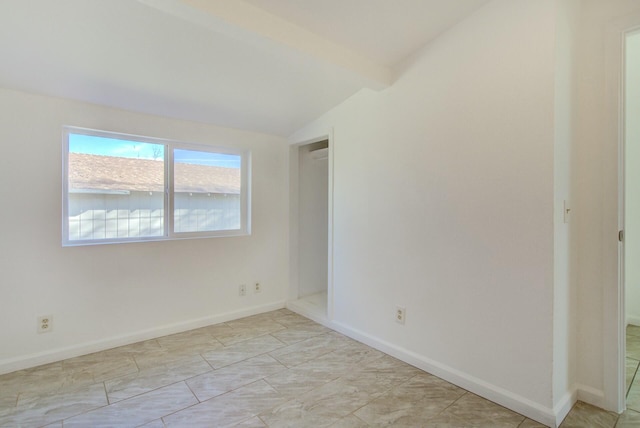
[0, 0, 490, 136]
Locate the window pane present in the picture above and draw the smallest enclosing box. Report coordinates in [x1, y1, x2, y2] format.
[67, 134, 165, 241]
[173, 149, 241, 233]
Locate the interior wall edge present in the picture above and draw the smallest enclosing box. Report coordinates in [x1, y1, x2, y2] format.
[0, 300, 286, 376]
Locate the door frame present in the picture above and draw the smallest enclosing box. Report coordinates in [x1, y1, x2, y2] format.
[288, 129, 335, 321]
[606, 14, 640, 414]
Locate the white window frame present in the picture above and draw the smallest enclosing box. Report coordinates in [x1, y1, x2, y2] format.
[62, 126, 251, 246]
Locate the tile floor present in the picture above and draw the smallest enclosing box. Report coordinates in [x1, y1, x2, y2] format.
[561, 324, 640, 428]
[0, 309, 631, 427]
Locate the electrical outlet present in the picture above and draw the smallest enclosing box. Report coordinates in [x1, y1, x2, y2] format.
[38, 315, 53, 333]
[239, 284, 246, 296]
[254, 282, 261, 293]
[395, 307, 406, 325]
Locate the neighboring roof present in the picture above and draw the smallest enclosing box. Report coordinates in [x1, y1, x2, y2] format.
[68, 153, 240, 194]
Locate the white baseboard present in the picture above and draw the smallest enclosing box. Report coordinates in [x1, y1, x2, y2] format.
[290, 313, 559, 428]
[0, 301, 286, 376]
[286, 299, 329, 325]
[553, 389, 577, 427]
[575, 383, 605, 410]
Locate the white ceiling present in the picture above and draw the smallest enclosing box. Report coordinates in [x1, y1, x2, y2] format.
[245, 0, 491, 67]
[0, 0, 490, 136]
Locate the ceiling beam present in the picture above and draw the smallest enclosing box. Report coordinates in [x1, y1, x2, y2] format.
[137, 0, 392, 90]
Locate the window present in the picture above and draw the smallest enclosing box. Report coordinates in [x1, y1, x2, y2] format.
[63, 127, 250, 246]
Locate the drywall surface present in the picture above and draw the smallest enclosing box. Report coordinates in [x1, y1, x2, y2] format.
[292, 0, 556, 414]
[0, 88, 289, 371]
[626, 32, 640, 326]
[297, 144, 328, 298]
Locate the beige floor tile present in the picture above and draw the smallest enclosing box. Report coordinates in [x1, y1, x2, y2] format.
[269, 332, 352, 367]
[518, 418, 548, 427]
[263, 341, 382, 398]
[628, 392, 640, 414]
[271, 311, 318, 326]
[138, 419, 165, 428]
[225, 317, 285, 330]
[201, 334, 286, 369]
[213, 328, 277, 346]
[559, 401, 617, 428]
[0, 382, 107, 428]
[270, 323, 332, 344]
[105, 357, 212, 403]
[329, 414, 369, 427]
[354, 372, 465, 426]
[260, 397, 341, 428]
[64, 382, 197, 427]
[156, 327, 223, 352]
[627, 325, 640, 338]
[215, 324, 287, 346]
[341, 355, 423, 394]
[234, 416, 267, 427]
[627, 376, 640, 412]
[295, 343, 384, 378]
[0, 361, 93, 396]
[437, 393, 525, 428]
[0, 392, 18, 413]
[263, 363, 410, 428]
[163, 380, 287, 428]
[627, 358, 639, 393]
[187, 354, 286, 401]
[421, 412, 476, 427]
[264, 365, 340, 398]
[617, 408, 640, 427]
[102, 339, 162, 359]
[62, 351, 139, 383]
[200, 322, 236, 337]
[133, 345, 207, 370]
[627, 336, 640, 360]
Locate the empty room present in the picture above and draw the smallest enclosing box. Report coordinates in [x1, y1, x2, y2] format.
[1, 0, 640, 427]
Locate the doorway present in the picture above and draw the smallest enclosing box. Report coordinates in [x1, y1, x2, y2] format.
[625, 29, 640, 411]
[287, 138, 332, 322]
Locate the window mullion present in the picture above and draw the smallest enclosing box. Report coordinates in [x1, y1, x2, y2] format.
[166, 143, 173, 238]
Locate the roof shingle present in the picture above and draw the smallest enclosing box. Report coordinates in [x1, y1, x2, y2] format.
[68, 153, 240, 194]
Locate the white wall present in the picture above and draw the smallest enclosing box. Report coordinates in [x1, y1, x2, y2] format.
[0, 87, 289, 373]
[297, 143, 328, 298]
[626, 32, 640, 326]
[291, 0, 559, 423]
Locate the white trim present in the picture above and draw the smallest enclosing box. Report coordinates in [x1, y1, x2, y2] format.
[553, 389, 577, 428]
[288, 144, 300, 302]
[287, 298, 329, 326]
[576, 383, 605, 410]
[288, 130, 335, 321]
[327, 128, 335, 321]
[0, 301, 285, 376]
[286, 306, 559, 428]
[604, 13, 640, 414]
